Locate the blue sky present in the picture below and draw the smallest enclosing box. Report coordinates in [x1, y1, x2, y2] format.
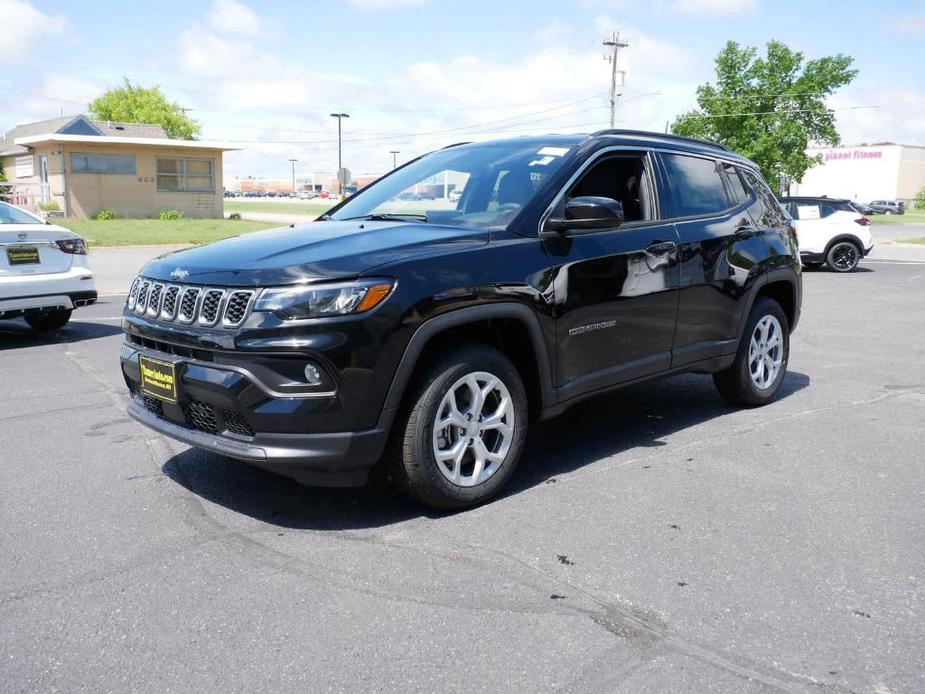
[1, 0, 922, 178]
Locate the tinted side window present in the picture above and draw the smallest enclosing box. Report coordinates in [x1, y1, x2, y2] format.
[722, 163, 750, 204]
[661, 154, 730, 217]
[819, 202, 838, 218]
[741, 169, 788, 227]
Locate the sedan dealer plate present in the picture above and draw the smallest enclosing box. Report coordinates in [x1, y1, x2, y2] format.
[139, 356, 178, 403]
[6, 246, 41, 265]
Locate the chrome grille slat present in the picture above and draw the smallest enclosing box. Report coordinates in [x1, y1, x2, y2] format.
[198, 289, 225, 326]
[128, 276, 257, 329]
[222, 290, 255, 328]
[135, 280, 151, 314]
[178, 287, 201, 324]
[160, 286, 181, 321]
[146, 283, 165, 317]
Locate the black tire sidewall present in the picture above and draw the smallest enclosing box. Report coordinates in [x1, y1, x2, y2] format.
[24, 308, 72, 331]
[826, 241, 860, 273]
[715, 297, 789, 407]
[398, 345, 528, 509]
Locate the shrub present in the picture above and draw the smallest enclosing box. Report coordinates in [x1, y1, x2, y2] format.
[39, 200, 61, 212]
[227, 212, 242, 220]
[915, 187, 925, 210]
[156, 209, 184, 220]
[91, 208, 116, 220]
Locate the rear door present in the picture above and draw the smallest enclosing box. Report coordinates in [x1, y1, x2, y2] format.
[0, 204, 74, 277]
[659, 153, 769, 367]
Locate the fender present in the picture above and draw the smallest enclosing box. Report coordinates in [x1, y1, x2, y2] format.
[374, 302, 556, 435]
[824, 233, 866, 255]
[734, 267, 801, 341]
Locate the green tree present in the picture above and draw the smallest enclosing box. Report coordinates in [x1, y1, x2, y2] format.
[672, 40, 857, 187]
[89, 78, 200, 140]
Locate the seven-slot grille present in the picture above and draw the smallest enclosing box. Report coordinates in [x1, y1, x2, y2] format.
[127, 277, 256, 329]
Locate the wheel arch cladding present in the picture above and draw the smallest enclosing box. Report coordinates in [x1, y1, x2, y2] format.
[756, 280, 796, 331]
[381, 304, 554, 422]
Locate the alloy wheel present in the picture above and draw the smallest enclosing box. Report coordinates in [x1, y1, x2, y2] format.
[432, 371, 514, 487]
[830, 242, 859, 271]
[748, 315, 784, 390]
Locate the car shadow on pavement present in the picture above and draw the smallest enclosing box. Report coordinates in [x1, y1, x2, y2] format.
[161, 370, 810, 530]
[0, 320, 123, 350]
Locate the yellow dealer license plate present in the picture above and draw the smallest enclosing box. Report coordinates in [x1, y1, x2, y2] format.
[7, 246, 41, 265]
[139, 356, 178, 403]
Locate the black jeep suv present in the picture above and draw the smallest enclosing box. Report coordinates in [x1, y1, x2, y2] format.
[121, 130, 801, 508]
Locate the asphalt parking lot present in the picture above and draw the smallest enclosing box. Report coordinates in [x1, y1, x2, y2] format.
[2, 255, 924, 692]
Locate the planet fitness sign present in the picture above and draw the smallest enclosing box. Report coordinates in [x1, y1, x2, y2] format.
[823, 149, 884, 162]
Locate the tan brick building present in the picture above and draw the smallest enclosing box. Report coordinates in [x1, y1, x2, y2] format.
[0, 115, 239, 219]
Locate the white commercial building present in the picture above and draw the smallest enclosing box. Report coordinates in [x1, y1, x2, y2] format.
[789, 143, 925, 204]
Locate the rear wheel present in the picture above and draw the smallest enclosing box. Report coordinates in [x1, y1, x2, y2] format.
[24, 308, 72, 331]
[713, 297, 789, 407]
[391, 344, 528, 509]
[826, 241, 860, 272]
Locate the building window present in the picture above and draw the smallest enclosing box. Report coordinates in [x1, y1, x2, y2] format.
[70, 152, 136, 175]
[157, 158, 214, 193]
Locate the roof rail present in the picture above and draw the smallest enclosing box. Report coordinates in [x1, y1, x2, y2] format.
[591, 129, 730, 152]
[441, 141, 472, 149]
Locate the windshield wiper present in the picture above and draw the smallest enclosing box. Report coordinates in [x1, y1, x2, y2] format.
[340, 213, 428, 222]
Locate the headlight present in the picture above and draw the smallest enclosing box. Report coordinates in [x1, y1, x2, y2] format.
[254, 279, 395, 320]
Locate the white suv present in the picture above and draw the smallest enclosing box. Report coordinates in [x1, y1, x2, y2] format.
[780, 197, 874, 272]
[0, 201, 97, 331]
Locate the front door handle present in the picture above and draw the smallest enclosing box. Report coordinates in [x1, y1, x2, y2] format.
[645, 240, 678, 255]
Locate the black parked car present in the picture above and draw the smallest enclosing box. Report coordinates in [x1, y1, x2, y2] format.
[121, 130, 801, 508]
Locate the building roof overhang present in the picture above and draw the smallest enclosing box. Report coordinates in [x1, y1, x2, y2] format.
[11, 134, 242, 151]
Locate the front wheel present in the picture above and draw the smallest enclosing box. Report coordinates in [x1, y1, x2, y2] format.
[826, 241, 860, 272]
[391, 344, 528, 509]
[24, 308, 72, 331]
[713, 297, 789, 407]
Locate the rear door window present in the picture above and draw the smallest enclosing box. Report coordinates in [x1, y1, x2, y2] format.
[661, 153, 730, 218]
[721, 163, 750, 205]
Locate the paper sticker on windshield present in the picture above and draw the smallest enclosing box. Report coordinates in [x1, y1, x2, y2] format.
[537, 146, 569, 157]
[529, 156, 556, 167]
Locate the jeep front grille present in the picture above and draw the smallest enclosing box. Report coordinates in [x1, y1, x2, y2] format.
[128, 277, 255, 330]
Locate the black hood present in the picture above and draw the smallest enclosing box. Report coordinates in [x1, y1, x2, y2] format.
[141, 220, 489, 286]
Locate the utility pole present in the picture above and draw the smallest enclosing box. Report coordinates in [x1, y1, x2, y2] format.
[288, 158, 298, 195]
[330, 113, 350, 197]
[390, 150, 400, 170]
[602, 31, 628, 129]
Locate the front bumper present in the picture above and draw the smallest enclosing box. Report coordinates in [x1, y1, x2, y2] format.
[121, 342, 389, 486]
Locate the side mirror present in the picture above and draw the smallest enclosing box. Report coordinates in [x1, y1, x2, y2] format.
[545, 196, 624, 233]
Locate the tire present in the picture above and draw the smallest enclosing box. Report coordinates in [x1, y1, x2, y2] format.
[713, 297, 789, 407]
[825, 240, 861, 273]
[391, 344, 529, 510]
[24, 308, 72, 332]
[884, 210, 892, 215]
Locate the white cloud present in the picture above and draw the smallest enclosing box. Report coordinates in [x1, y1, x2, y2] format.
[830, 89, 925, 147]
[670, 0, 759, 15]
[346, 0, 428, 10]
[208, 0, 263, 36]
[0, 0, 67, 62]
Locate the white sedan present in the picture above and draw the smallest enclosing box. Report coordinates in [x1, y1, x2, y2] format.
[0, 201, 97, 331]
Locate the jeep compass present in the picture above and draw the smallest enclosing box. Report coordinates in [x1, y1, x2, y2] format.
[121, 130, 801, 508]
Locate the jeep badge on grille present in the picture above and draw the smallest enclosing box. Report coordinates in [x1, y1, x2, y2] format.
[170, 267, 190, 281]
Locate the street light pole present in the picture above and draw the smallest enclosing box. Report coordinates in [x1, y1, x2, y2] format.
[390, 150, 400, 170]
[288, 158, 298, 195]
[330, 113, 350, 197]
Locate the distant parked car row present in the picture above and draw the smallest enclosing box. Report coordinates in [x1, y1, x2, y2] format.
[867, 200, 904, 215]
[224, 190, 331, 199]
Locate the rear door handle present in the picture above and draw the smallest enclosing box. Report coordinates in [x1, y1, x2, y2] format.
[645, 240, 678, 255]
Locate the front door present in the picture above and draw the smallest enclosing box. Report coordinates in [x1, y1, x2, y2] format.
[545, 151, 681, 401]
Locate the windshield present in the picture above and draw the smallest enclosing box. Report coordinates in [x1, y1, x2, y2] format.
[0, 202, 44, 225]
[329, 141, 574, 229]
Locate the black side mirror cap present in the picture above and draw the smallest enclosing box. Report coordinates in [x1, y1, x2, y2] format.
[545, 196, 624, 234]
